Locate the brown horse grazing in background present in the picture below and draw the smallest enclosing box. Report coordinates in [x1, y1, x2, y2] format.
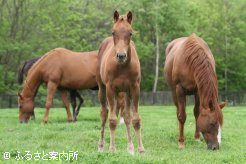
[97, 11, 144, 154]
[164, 34, 225, 150]
[18, 48, 98, 123]
[17, 56, 85, 121]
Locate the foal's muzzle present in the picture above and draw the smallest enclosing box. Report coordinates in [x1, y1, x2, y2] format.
[116, 53, 127, 63]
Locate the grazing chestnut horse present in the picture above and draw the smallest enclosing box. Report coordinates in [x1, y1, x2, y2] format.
[97, 11, 144, 154]
[18, 48, 98, 123]
[17, 56, 85, 121]
[164, 34, 225, 150]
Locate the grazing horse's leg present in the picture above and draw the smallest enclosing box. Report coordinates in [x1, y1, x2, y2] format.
[194, 93, 200, 141]
[43, 81, 57, 123]
[60, 90, 73, 122]
[98, 84, 108, 152]
[175, 84, 187, 148]
[70, 90, 77, 121]
[124, 94, 134, 154]
[131, 84, 144, 153]
[106, 84, 117, 152]
[75, 91, 84, 117]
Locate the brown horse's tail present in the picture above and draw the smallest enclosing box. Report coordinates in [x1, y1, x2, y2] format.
[17, 61, 27, 84]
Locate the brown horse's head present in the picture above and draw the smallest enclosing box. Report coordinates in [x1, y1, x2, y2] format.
[197, 103, 225, 150]
[112, 11, 133, 64]
[18, 93, 34, 123]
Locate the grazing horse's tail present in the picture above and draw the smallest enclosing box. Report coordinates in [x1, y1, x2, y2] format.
[17, 61, 27, 84]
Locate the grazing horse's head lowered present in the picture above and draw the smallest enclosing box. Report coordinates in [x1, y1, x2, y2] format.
[112, 11, 133, 64]
[198, 103, 225, 150]
[18, 92, 34, 123]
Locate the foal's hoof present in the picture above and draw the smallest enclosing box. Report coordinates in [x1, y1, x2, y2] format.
[138, 147, 145, 154]
[98, 147, 104, 152]
[43, 120, 48, 124]
[178, 142, 185, 149]
[98, 140, 104, 152]
[128, 143, 134, 155]
[109, 146, 116, 153]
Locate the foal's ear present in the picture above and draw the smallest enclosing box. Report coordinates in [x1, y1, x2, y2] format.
[18, 92, 23, 100]
[219, 102, 227, 110]
[113, 10, 119, 22]
[127, 11, 132, 24]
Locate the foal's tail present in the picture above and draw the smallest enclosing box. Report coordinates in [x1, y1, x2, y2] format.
[17, 61, 27, 84]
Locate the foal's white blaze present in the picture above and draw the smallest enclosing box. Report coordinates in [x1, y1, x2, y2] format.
[217, 125, 221, 144]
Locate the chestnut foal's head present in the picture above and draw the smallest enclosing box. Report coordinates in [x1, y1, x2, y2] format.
[112, 11, 133, 64]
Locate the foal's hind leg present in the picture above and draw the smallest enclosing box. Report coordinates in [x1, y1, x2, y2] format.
[194, 94, 200, 141]
[131, 84, 144, 153]
[175, 85, 187, 148]
[30, 111, 35, 120]
[124, 95, 134, 154]
[116, 95, 124, 125]
[61, 90, 73, 122]
[98, 84, 108, 152]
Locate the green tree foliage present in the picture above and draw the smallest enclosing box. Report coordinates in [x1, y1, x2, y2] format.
[0, 0, 245, 94]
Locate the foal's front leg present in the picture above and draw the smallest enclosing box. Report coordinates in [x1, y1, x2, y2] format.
[106, 84, 117, 152]
[98, 84, 108, 152]
[124, 95, 134, 154]
[131, 83, 144, 153]
[43, 81, 58, 123]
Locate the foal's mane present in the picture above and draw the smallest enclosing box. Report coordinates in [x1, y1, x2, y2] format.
[184, 34, 223, 125]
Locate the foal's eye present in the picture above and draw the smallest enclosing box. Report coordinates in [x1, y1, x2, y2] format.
[129, 32, 132, 36]
[112, 32, 115, 35]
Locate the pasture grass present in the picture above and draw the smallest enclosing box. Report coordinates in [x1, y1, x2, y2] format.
[0, 106, 245, 163]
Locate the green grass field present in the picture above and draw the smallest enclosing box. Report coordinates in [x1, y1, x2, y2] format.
[0, 106, 245, 163]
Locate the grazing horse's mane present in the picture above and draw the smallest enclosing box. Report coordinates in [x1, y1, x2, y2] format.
[17, 57, 41, 84]
[26, 51, 51, 78]
[184, 34, 223, 125]
[17, 61, 27, 84]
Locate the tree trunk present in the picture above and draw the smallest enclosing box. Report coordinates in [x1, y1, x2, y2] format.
[224, 0, 228, 100]
[152, 22, 159, 92]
